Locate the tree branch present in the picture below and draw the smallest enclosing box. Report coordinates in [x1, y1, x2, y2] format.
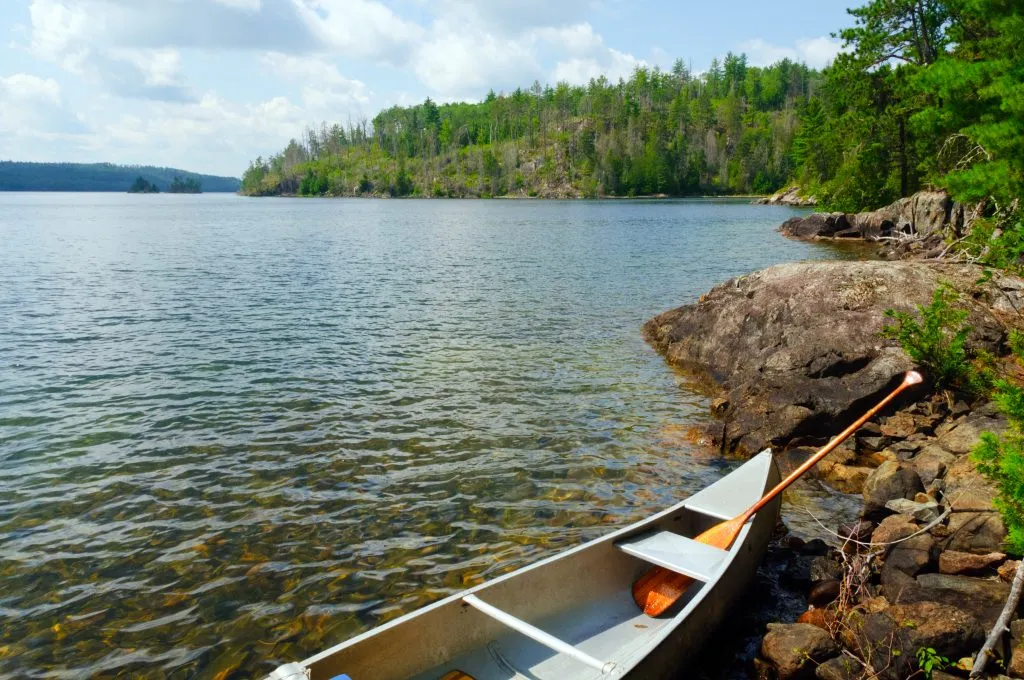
[969, 559, 1024, 678]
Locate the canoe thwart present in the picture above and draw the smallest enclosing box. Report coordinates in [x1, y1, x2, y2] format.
[616, 530, 728, 582]
[461, 594, 616, 674]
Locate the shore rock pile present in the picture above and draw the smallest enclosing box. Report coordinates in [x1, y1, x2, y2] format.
[757, 397, 1020, 679]
[645, 250, 1024, 678]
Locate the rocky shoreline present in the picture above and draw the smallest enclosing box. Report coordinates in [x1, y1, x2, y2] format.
[652, 194, 1024, 679]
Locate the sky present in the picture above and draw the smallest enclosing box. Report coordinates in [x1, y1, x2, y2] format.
[0, 1, 855, 177]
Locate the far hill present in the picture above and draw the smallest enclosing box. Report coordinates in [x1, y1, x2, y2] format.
[0, 162, 241, 193]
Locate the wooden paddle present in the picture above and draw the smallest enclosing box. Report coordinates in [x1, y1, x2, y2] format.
[632, 370, 923, 617]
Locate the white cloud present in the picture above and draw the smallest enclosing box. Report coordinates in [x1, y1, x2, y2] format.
[5, 0, 665, 174]
[261, 52, 370, 115]
[413, 22, 542, 95]
[738, 36, 843, 69]
[293, 0, 424, 64]
[0, 73, 85, 137]
[437, 0, 599, 36]
[552, 49, 640, 85]
[410, 19, 641, 96]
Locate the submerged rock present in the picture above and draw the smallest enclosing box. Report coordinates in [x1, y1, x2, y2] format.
[643, 260, 1009, 456]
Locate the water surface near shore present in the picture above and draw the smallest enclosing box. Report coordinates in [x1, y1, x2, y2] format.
[1, 194, 858, 677]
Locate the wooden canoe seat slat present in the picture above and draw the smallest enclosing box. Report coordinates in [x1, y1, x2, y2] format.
[615, 530, 728, 582]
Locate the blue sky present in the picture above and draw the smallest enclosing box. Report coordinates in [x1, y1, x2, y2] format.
[0, 1, 854, 177]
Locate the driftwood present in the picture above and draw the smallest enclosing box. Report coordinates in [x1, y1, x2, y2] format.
[969, 558, 1024, 678]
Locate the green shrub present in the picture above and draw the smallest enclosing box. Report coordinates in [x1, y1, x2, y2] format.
[882, 283, 974, 390]
[973, 330, 1024, 555]
[916, 647, 950, 679]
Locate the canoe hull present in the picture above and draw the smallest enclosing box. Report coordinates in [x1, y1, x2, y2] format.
[270, 451, 781, 680]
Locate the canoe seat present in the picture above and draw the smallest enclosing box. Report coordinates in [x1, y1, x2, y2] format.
[615, 530, 728, 582]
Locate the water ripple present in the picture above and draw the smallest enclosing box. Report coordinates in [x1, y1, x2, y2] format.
[0, 194, 857, 678]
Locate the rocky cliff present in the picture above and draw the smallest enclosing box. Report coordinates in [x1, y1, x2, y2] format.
[643, 260, 1021, 456]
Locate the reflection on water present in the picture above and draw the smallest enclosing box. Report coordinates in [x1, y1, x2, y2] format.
[1, 195, 856, 678]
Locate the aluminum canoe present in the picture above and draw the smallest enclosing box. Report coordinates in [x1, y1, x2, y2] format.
[268, 449, 780, 680]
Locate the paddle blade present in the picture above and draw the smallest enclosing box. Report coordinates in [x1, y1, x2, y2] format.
[630, 516, 746, 617]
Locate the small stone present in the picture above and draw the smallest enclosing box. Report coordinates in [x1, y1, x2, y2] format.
[857, 435, 889, 452]
[822, 464, 871, 494]
[786, 535, 807, 552]
[999, 560, 1021, 583]
[944, 512, 1007, 553]
[880, 411, 917, 439]
[1011, 646, 1024, 677]
[884, 498, 941, 523]
[885, 533, 936, 577]
[913, 573, 1011, 629]
[711, 397, 730, 415]
[909, 444, 956, 486]
[943, 456, 999, 512]
[871, 514, 917, 545]
[810, 555, 844, 582]
[814, 655, 859, 680]
[938, 550, 1005, 575]
[937, 419, 987, 455]
[914, 492, 932, 503]
[808, 580, 841, 607]
[889, 439, 922, 460]
[761, 623, 840, 680]
[863, 461, 925, 518]
[797, 606, 836, 631]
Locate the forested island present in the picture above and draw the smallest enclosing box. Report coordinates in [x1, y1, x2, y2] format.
[1, 162, 239, 193]
[242, 0, 1020, 212]
[168, 176, 202, 193]
[242, 57, 816, 198]
[128, 176, 159, 194]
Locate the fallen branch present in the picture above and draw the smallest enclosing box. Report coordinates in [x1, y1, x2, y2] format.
[969, 558, 1024, 678]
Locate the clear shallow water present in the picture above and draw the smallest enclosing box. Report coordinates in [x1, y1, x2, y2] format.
[1, 194, 854, 678]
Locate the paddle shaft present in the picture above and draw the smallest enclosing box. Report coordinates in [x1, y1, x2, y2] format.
[738, 371, 923, 524]
[632, 371, 922, 616]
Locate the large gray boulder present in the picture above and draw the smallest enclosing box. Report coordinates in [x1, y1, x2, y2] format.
[643, 261, 1010, 455]
[779, 212, 851, 239]
[777, 189, 972, 242]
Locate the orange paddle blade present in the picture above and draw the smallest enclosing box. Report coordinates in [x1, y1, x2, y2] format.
[439, 672, 476, 680]
[631, 516, 746, 616]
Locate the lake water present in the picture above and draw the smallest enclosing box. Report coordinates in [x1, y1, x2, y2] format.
[1, 194, 857, 678]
